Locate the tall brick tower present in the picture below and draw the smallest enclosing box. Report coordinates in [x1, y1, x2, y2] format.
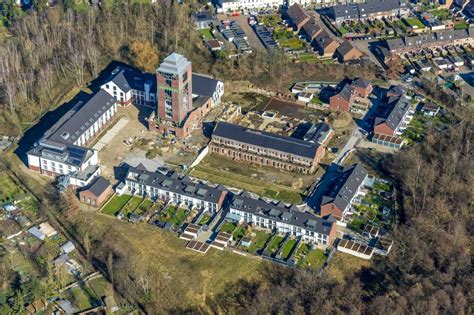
[156, 53, 193, 125]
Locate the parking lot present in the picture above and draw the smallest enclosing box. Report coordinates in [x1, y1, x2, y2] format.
[217, 14, 266, 52]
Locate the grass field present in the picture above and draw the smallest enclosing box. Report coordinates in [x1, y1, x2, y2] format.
[454, 21, 469, 30]
[266, 235, 284, 254]
[233, 225, 246, 242]
[74, 212, 264, 311]
[326, 253, 370, 283]
[279, 38, 304, 50]
[220, 221, 236, 234]
[198, 28, 214, 40]
[199, 213, 212, 225]
[404, 18, 425, 29]
[247, 231, 271, 254]
[158, 205, 188, 227]
[0, 174, 26, 203]
[301, 249, 326, 270]
[280, 239, 297, 259]
[190, 155, 303, 204]
[101, 195, 132, 216]
[122, 196, 143, 215]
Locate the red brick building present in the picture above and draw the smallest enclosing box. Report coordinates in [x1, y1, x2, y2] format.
[351, 78, 373, 98]
[79, 176, 112, 207]
[329, 84, 357, 112]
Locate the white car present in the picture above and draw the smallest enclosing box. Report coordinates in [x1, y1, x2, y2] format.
[404, 77, 413, 83]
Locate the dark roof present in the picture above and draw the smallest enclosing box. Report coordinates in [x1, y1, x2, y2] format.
[387, 85, 406, 97]
[376, 95, 411, 130]
[231, 194, 334, 236]
[303, 123, 333, 144]
[27, 140, 93, 167]
[385, 28, 474, 52]
[82, 176, 110, 197]
[352, 78, 371, 89]
[212, 121, 320, 159]
[192, 10, 214, 23]
[45, 90, 116, 145]
[302, 18, 322, 38]
[314, 31, 338, 50]
[103, 66, 157, 94]
[125, 166, 226, 204]
[336, 40, 358, 57]
[287, 3, 310, 27]
[329, 0, 401, 20]
[337, 84, 356, 102]
[321, 163, 368, 211]
[192, 73, 220, 97]
[422, 101, 439, 112]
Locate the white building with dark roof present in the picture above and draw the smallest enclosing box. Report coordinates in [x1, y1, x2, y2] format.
[229, 193, 337, 247]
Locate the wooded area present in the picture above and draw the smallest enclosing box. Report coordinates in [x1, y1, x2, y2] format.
[0, 2, 378, 136]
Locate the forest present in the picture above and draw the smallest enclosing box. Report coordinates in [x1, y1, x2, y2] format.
[0, 1, 378, 136]
[0, 1, 471, 314]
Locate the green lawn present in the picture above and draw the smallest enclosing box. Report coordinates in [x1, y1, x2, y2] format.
[338, 25, 349, 35]
[247, 231, 271, 254]
[220, 221, 236, 234]
[454, 21, 469, 30]
[68, 287, 96, 311]
[403, 18, 425, 29]
[298, 53, 318, 63]
[430, 8, 450, 20]
[266, 235, 284, 254]
[311, 96, 322, 105]
[158, 205, 188, 227]
[279, 38, 304, 50]
[280, 239, 297, 259]
[135, 199, 154, 215]
[0, 175, 27, 204]
[198, 28, 214, 40]
[260, 14, 279, 28]
[199, 213, 212, 225]
[348, 216, 368, 232]
[302, 249, 326, 270]
[101, 195, 132, 216]
[233, 225, 246, 242]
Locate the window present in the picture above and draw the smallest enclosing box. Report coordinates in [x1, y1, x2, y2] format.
[106, 84, 109, 89]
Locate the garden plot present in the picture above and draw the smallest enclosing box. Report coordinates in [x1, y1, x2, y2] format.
[293, 242, 326, 270]
[246, 230, 272, 254]
[157, 205, 188, 228]
[219, 221, 236, 234]
[265, 234, 285, 255]
[101, 195, 131, 216]
[280, 238, 298, 260]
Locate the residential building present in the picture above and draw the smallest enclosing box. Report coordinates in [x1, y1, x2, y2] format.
[192, 73, 225, 107]
[209, 121, 325, 174]
[79, 176, 113, 207]
[335, 40, 364, 63]
[320, 163, 369, 220]
[286, 3, 311, 31]
[298, 91, 314, 102]
[148, 53, 222, 138]
[382, 28, 474, 56]
[302, 18, 323, 41]
[373, 92, 414, 137]
[229, 193, 337, 247]
[216, 0, 282, 13]
[122, 164, 228, 212]
[326, 0, 403, 26]
[314, 31, 340, 57]
[421, 102, 440, 116]
[43, 90, 117, 147]
[351, 78, 373, 98]
[101, 66, 157, 107]
[329, 84, 357, 112]
[191, 11, 215, 30]
[206, 39, 223, 51]
[27, 140, 100, 188]
[303, 122, 334, 145]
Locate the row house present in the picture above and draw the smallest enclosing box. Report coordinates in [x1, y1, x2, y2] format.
[209, 121, 325, 174]
[327, 0, 404, 26]
[230, 193, 337, 247]
[216, 0, 282, 13]
[373, 89, 414, 137]
[320, 163, 369, 220]
[100, 66, 157, 107]
[329, 78, 373, 112]
[383, 27, 474, 55]
[122, 165, 228, 212]
[286, 3, 311, 31]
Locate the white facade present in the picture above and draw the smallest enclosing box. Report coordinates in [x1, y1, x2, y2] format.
[217, 0, 282, 12]
[229, 207, 331, 246]
[101, 80, 156, 107]
[73, 104, 117, 147]
[124, 179, 220, 212]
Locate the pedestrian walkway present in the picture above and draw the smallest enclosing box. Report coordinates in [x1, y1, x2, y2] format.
[93, 118, 129, 151]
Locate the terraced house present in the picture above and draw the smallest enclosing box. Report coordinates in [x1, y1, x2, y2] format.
[373, 88, 414, 137]
[229, 193, 337, 247]
[121, 164, 228, 212]
[209, 121, 325, 174]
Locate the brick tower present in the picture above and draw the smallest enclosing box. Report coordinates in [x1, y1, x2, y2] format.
[156, 53, 193, 125]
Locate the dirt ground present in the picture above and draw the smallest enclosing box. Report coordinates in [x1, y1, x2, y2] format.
[97, 106, 208, 182]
